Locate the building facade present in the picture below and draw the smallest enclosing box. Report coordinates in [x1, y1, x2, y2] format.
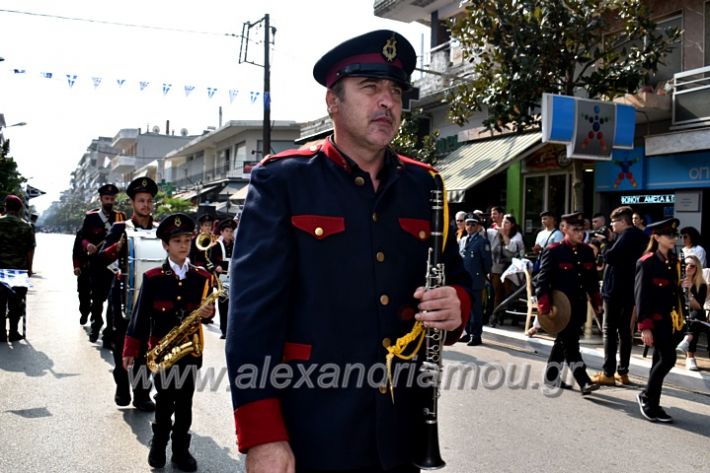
[376, 0, 710, 246]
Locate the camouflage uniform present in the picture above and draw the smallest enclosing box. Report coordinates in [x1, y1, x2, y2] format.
[0, 213, 36, 340]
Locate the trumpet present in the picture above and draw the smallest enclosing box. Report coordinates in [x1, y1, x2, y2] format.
[195, 231, 215, 251]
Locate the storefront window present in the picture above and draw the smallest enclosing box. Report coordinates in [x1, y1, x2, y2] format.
[523, 173, 569, 236]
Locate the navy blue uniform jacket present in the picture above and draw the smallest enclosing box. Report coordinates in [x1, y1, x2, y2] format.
[225, 137, 472, 471]
[635, 251, 679, 332]
[535, 239, 602, 322]
[80, 208, 125, 252]
[123, 260, 213, 368]
[461, 232, 492, 290]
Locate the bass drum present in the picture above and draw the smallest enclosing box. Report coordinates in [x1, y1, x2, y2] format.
[125, 228, 165, 318]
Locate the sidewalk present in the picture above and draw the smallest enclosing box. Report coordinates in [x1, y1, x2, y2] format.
[482, 324, 710, 394]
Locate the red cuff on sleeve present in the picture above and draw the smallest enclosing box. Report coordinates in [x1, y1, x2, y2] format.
[445, 285, 471, 345]
[82, 239, 90, 251]
[591, 292, 602, 310]
[123, 335, 142, 358]
[538, 293, 550, 315]
[637, 318, 654, 331]
[73, 258, 81, 269]
[103, 242, 120, 262]
[234, 398, 289, 453]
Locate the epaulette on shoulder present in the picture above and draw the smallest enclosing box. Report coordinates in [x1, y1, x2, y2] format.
[192, 266, 212, 279]
[145, 267, 164, 279]
[260, 145, 321, 166]
[397, 154, 436, 173]
[547, 242, 562, 249]
[640, 252, 654, 262]
[86, 209, 100, 215]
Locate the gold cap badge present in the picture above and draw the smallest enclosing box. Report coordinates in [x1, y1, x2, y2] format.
[174, 216, 182, 227]
[382, 36, 397, 62]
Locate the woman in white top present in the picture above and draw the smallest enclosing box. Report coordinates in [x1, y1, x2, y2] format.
[680, 226, 706, 267]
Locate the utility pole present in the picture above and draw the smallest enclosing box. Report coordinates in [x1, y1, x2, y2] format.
[239, 14, 275, 158]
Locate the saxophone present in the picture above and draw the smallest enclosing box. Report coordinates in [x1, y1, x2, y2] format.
[146, 232, 224, 373]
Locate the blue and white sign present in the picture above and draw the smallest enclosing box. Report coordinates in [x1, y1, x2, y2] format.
[542, 93, 636, 161]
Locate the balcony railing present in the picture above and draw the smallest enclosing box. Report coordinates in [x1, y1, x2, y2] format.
[111, 155, 136, 172]
[672, 65, 710, 128]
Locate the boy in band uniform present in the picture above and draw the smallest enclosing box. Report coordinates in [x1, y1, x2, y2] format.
[122, 213, 216, 471]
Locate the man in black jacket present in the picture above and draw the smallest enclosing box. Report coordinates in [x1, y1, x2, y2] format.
[593, 206, 649, 386]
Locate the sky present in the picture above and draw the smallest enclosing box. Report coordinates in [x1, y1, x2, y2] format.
[0, 0, 430, 214]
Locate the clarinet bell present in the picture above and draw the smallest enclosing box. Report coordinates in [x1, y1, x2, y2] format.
[413, 421, 446, 470]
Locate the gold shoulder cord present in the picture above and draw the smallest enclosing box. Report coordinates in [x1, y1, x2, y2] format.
[385, 171, 449, 401]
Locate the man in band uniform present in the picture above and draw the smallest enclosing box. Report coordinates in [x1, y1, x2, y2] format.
[225, 30, 472, 473]
[536, 212, 603, 395]
[80, 183, 125, 343]
[99, 177, 159, 411]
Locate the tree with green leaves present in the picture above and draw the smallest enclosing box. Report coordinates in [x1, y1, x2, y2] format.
[390, 108, 441, 165]
[0, 140, 27, 202]
[448, 0, 680, 208]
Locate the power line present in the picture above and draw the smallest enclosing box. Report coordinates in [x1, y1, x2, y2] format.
[0, 8, 252, 41]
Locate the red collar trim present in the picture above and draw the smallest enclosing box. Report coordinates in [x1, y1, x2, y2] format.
[322, 137, 351, 173]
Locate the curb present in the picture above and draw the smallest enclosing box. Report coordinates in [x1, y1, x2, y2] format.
[482, 326, 710, 394]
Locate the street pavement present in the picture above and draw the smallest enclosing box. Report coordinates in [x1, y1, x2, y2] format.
[1, 233, 708, 473]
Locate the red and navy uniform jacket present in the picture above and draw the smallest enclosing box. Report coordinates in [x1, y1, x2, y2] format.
[123, 260, 214, 368]
[79, 208, 126, 253]
[635, 251, 679, 332]
[225, 137, 472, 471]
[208, 238, 233, 272]
[535, 238, 602, 323]
[72, 229, 89, 271]
[98, 216, 156, 270]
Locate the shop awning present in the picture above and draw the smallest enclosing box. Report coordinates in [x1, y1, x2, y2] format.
[218, 183, 247, 196]
[173, 184, 220, 201]
[229, 184, 251, 202]
[438, 132, 543, 202]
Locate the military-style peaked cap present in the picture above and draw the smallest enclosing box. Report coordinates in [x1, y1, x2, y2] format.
[126, 177, 158, 199]
[156, 212, 195, 243]
[313, 30, 416, 89]
[98, 183, 119, 196]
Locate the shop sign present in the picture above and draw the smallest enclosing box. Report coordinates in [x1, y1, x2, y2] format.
[620, 194, 675, 205]
[542, 93, 636, 161]
[595, 146, 645, 192]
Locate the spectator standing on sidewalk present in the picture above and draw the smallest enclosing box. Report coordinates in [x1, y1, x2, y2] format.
[536, 212, 603, 395]
[675, 254, 708, 371]
[527, 210, 563, 337]
[455, 210, 467, 244]
[592, 206, 648, 386]
[680, 226, 706, 267]
[0, 195, 35, 342]
[488, 214, 525, 324]
[632, 212, 649, 235]
[635, 218, 681, 423]
[459, 213, 492, 346]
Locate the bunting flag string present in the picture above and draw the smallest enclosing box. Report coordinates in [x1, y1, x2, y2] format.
[7, 66, 267, 106]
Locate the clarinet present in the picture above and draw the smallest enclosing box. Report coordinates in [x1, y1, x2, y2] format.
[413, 173, 446, 470]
